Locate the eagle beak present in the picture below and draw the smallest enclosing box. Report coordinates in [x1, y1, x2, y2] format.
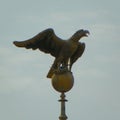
[84, 30, 90, 37]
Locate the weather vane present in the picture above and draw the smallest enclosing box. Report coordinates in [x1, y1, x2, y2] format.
[13, 28, 89, 120]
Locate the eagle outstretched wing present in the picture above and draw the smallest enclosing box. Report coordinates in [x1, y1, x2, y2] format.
[13, 28, 64, 57]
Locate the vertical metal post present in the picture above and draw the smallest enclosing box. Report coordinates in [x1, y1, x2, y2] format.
[59, 92, 68, 120]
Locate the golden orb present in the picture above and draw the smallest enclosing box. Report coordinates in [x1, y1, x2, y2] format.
[51, 71, 74, 92]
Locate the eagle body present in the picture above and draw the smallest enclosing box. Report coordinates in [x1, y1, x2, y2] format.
[13, 28, 89, 78]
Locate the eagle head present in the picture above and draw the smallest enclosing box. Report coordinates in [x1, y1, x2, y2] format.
[71, 29, 90, 42]
[76, 29, 90, 38]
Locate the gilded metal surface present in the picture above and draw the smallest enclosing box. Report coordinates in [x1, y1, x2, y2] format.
[52, 71, 74, 92]
[13, 28, 89, 78]
[59, 92, 68, 120]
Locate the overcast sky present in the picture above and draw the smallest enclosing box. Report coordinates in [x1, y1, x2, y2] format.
[0, 0, 120, 120]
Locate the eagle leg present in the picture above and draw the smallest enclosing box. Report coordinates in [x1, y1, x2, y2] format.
[47, 56, 69, 78]
[47, 57, 62, 78]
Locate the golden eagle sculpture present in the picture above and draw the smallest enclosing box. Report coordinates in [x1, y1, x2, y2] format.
[13, 28, 89, 78]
